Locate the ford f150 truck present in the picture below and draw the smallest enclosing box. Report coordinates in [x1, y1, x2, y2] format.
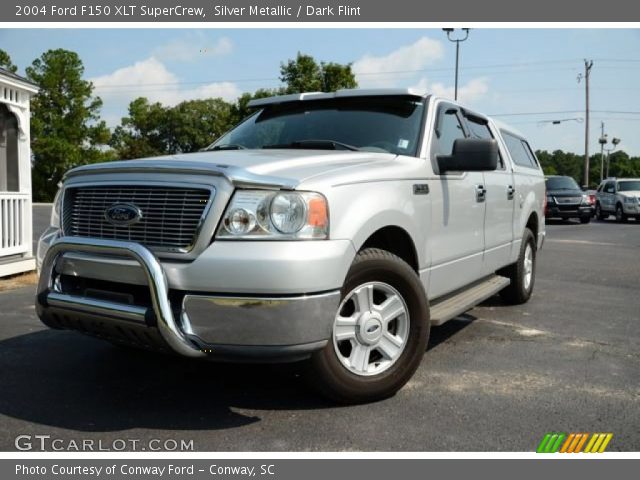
[36, 89, 545, 403]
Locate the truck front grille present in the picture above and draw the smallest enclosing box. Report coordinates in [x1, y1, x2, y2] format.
[554, 196, 582, 205]
[63, 186, 213, 252]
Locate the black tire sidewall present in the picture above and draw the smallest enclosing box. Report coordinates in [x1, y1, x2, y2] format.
[309, 249, 430, 403]
[500, 228, 536, 305]
[518, 229, 537, 300]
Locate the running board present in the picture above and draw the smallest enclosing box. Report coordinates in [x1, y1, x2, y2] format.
[430, 275, 510, 326]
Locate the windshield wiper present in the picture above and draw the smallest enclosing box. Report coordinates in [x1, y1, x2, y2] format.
[208, 144, 247, 151]
[263, 140, 361, 151]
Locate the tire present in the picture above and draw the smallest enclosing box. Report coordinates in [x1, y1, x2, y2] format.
[580, 215, 591, 224]
[615, 204, 627, 223]
[308, 248, 430, 404]
[499, 228, 536, 305]
[595, 203, 607, 220]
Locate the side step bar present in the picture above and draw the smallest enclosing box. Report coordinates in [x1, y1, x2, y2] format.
[430, 275, 510, 326]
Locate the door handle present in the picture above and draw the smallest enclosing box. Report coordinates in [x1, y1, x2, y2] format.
[507, 185, 515, 199]
[475, 184, 487, 203]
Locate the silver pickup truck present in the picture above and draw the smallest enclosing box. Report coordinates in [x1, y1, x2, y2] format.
[36, 89, 545, 403]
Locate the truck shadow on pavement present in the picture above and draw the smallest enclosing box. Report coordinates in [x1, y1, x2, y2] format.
[0, 329, 331, 434]
[0, 302, 483, 435]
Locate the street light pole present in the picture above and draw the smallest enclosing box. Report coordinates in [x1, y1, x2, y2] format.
[599, 122, 607, 183]
[443, 28, 470, 101]
[605, 138, 621, 178]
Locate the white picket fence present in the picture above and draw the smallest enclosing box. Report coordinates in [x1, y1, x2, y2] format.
[0, 192, 30, 257]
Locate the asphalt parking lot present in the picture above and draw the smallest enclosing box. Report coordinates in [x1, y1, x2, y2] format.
[0, 208, 638, 451]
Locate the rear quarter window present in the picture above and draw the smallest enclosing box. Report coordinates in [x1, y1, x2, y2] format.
[502, 131, 539, 169]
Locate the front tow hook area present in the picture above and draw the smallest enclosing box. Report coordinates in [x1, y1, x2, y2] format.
[36, 236, 206, 358]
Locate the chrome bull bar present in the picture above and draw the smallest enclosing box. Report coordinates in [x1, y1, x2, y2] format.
[36, 236, 205, 358]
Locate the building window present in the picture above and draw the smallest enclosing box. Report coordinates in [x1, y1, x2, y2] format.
[0, 104, 20, 192]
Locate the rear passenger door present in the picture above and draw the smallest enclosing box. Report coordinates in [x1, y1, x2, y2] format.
[463, 114, 515, 274]
[427, 103, 485, 298]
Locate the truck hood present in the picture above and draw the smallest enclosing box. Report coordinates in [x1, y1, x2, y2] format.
[619, 190, 640, 197]
[66, 149, 398, 189]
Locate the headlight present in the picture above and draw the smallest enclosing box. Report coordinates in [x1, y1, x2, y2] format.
[546, 195, 554, 204]
[580, 194, 590, 205]
[50, 188, 63, 228]
[623, 196, 636, 204]
[217, 190, 328, 240]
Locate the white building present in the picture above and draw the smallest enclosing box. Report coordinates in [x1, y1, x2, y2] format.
[0, 67, 38, 277]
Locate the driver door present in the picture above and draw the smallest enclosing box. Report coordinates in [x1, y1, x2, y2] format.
[427, 103, 486, 299]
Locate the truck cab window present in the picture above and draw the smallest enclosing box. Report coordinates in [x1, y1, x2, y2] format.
[466, 116, 504, 169]
[435, 109, 466, 156]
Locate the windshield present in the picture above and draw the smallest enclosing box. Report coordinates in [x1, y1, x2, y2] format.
[211, 96, 425, 156]
[545, 176, 580, 191]
[618, 180, 640, 192]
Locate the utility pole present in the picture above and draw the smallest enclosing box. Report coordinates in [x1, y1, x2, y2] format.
[578, 59, 593, 188]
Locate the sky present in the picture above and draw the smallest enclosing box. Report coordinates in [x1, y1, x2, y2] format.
[1, 28, 639, 155]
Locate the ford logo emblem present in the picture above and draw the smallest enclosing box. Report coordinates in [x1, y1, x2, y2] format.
[104, 203, 143, 227]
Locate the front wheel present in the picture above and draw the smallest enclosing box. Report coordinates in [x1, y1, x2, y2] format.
[499, 228, 536, 305]
[580, 215, 591, 224]
[615, 204, 627, 223]
[308, 248, 430, 404]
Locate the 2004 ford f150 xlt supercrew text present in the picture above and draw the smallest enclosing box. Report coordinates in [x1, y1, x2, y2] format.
[36, 89, 545, 403]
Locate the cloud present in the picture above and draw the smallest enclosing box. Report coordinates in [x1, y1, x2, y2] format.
[90, 57, 242, 118]
[153, 34, 233, 62]
[353, 37, 444, 88]
[411, 76, 490, 104]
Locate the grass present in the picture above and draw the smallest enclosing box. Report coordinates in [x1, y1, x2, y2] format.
[0, 271, 38, 292]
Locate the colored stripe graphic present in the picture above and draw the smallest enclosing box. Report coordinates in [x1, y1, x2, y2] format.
[537, 433, 566, 453]
[584, 433, 613, 453]
[560, 433, 575, 453]
[573, 433, 589, 453]
[538, 433, 613, 453]
[536, 433, 553, 453]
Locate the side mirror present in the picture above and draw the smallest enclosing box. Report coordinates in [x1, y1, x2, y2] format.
[437, 138, 499, 173]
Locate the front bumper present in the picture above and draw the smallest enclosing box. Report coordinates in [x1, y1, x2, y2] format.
[622, 203, 640, 215]
[546, 205, 593, 219]
[36, 237, 341, 361]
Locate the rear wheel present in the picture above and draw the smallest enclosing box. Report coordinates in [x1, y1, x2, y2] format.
[595, 203, 608, 220]
[499, 228, 536, 305]
[308, 248, 430, 404]
[615, 204, 627, 223]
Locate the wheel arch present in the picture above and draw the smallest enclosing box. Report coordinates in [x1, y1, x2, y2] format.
[525, 211, 539, 247]
[358, 225, 420, 273]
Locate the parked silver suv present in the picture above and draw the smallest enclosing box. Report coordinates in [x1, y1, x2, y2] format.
[595, 178, 640, 222]
[36, 89, 545, 403]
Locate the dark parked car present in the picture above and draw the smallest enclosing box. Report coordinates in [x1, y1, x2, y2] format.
[545, 175, 593, 223]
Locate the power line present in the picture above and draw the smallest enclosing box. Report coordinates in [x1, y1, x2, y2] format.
[489, 110, 640, 117]
[90, 60, 593, 91]
[89, 57, 640, 92]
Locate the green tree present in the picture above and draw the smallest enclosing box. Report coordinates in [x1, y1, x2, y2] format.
[0, 49, 17, 73]
[230, 88, 282, 125]
[279, 53, 358, 93]
[110, 97, 169, 159]
[321, 61, 358, 92]
[27, 49, 111, 202]
[536, 149, 640, 187]
[166, 98, 233, 153]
